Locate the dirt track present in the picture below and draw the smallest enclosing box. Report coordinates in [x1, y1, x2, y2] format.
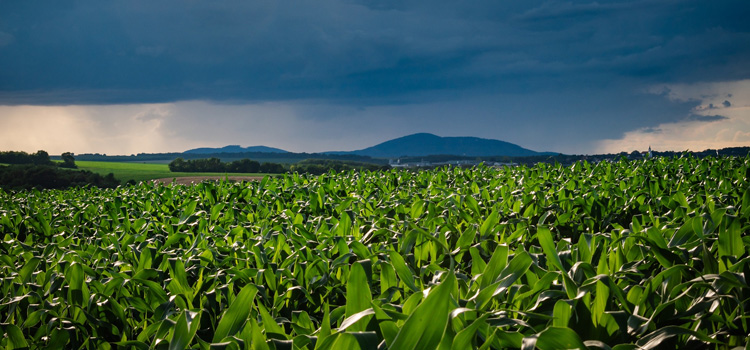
[151, 176, 265, 185]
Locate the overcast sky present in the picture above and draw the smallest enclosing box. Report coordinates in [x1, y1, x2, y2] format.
[1, 0, 749, 155]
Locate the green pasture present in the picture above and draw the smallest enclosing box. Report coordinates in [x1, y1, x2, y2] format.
[112, 156, 307, 165]
[75, 161, 265, 183]
[208, 156, 307, 164]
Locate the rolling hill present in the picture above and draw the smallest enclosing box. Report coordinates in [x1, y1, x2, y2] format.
[342, 133, 544, 158]
[184, 145, 288, 154]
[180, 133, 544, 159]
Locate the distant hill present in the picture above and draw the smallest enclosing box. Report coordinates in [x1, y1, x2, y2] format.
[342, 133, 544, 158]
[184, 145, 288, 154]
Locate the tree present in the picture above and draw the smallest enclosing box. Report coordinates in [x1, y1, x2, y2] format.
[259, 162, 286, 174]
[228, 159, 260, 173]
[202, 158, 224, 172]
[169, 158, 188, 172]
[169, 157, 267, 173]
[32, 150, 52, 165]
[60, 152, 77, 168]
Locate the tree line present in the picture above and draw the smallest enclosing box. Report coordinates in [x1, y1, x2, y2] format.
[0, 150, 120, 190]
[0, 150, 77, 168]
[168, 158, 286, 173]
[0, 150, 54, 165]
[168, 157, 391, 175]
[0, 165, 120, 190]
[289, 159, 391, 175]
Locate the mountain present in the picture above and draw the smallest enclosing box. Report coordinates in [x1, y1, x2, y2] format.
[345, 133, 543, 158]
[184, 145, 288, 154]
[182, 133, 544, 158]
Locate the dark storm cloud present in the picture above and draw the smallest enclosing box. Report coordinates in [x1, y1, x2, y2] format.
[641, 127, 662, 134]
[1, 0, 748, 106]
[0, 31, 13, 47]
[686, 114, 730, 122]
[1, 0, 749, 154]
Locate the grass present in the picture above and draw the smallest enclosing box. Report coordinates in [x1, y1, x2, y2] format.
[204, 156, 308, 164]
[113, 156, 308, 165]
[74, 160, 266, 182]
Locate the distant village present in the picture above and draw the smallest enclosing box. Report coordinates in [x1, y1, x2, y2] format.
[69, 145, 750, 170]
[385, 146, 750, 169]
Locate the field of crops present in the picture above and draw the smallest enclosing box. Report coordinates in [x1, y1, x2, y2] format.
[73, 161, 266, 183]
[1, 156, 748, 349]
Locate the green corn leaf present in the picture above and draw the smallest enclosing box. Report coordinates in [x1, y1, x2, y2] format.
[258, 302, 287, 337]
[402, 291, 423, 316]
[168, 259, 194, 307]
[170, 310, 201, 350]
[5, 324, 29, 349]
[514, 271, 559, 301]
[210, 203, 225, 221]
[464, 195, 480, 216]
[380, 263, 398, 295]
[65, 261, 84, 291]
[330, 333, 359, 350]
[251, 319, 271, 350]
[538, 225, 564, 272]
[456, 227, 477, 252]
[132, 278, 168, 304]
[114, 341, 149, 350]
[494, 251, 533, 291]
[646, 227, 668, 250]
[472, 250, 534, 310]
[389, 251, 419, 292]
[718, 219, 744, 259]
[372, 303, 399, 347]
[592, 280, 610, 326]
[451, 314, 489, 349]
[495, 330, 524, 348]
[535, 327, 589, 350]
[213, 283, 258, 342]
[18, 256, 40, 283]
[411, 199, 425, 219]
[479, 210, 499, 237]
[338, 309, 376, 332]
[480, 244, 508, 289]
[331, 332, 379, 350]
[636, 326, 720, 349]
[469, 247, 487, 276]
[741, 188, 750, 218]
[317, 303, 332, 342]
[346, 262, 372, 330]
[553, 300, 572, 328]
[389, 272, 456, 350]
[668, 217, 697, 248]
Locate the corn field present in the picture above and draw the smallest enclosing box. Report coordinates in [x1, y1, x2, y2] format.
[1, 156, 749, 349]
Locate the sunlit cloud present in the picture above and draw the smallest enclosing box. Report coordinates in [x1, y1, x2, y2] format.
[0, 101, 410, 155]
[598, 79, 750, 153]
[0, 104, 174, 155]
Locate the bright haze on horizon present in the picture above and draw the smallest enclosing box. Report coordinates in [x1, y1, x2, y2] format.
[1, 1, 749, 156]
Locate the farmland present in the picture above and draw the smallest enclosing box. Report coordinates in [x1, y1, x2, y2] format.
[1, 156, 748, 349]
[74, 161, 267, 183]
